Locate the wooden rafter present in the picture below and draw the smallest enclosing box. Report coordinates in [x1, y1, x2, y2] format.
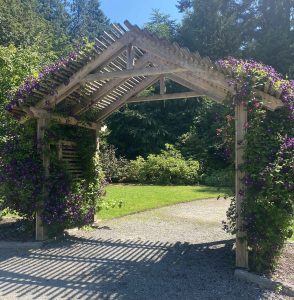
[96, 76, 161, 121]
[36, 32, 134, 109]
[71, 54, 153, 115]
[124, 22, 229, 88]
[167, 74, 226, 103]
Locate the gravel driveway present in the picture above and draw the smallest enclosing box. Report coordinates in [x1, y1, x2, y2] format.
[0, 198, 289, 299]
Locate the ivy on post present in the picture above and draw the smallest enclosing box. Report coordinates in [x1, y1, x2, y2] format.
[36, 117, 49, 241]
[235, 102, 248, 269]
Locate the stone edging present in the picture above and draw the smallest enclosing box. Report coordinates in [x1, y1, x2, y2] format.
[235, 269, 294, 297]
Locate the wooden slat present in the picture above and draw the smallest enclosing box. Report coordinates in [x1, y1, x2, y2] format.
[72, 54, 153, 115]
[58, 140, 83, 180]
[96, 75, 160, 121]
[36, 32, 134, 109]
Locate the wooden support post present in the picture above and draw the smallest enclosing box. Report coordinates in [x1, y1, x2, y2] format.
[127, 43, 134, 69]
[93, 124, 101, 223]
[95, 125, 101, 152]
[36, 118, 49, 241]
[160, 75, 166, 95]
[235, 102, 249, 269]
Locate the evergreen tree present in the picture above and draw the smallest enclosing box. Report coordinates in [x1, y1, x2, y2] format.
[106, 11, 202, 159]
[69, 0, 110, 41]
[245, 0, 294, 77]
[144, 9, 179, 39]
[177, 0, 256, 59]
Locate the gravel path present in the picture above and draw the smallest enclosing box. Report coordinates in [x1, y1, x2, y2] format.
[0, 198, 290, 299]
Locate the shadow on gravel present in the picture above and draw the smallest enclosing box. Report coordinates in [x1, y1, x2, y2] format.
[0, 237, 266, 300]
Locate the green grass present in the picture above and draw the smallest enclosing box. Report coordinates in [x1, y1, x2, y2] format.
[97, 184, 228, 220]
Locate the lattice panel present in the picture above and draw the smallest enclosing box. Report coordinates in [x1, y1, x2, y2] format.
[58, 140, 83, 180]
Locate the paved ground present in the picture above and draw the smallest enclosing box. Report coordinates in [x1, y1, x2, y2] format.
[0, 198, 290, 299]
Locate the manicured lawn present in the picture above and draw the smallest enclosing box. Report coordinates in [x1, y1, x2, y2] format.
[97, 184, 228, 220]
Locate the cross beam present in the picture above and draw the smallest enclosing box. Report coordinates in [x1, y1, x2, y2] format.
[25, 107, 99, 130]
[127, 91, 203, 103]
[82, 66, 186, 82]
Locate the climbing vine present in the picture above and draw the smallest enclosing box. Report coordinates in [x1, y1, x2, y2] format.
[0, 120, 105, 237]
[219, 57, 294, 272]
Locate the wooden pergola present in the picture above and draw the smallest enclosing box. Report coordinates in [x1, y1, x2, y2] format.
[9, 21, 284, 269]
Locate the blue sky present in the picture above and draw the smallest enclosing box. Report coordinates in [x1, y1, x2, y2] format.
[100, 0, 182, 26]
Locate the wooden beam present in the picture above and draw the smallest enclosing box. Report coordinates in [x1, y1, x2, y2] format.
[168, 73, 226, 103]
[160, 75, 166, 95]
[36, 33, 134, 109]
[36, 118, 49, 241]
[72, 54, 153, 115]
[81, 65, 185, 82]
[28, 107, 99, 130]
[129, 34, 284, 111]
[235, 102, 249, 269]
[96, 76, 160, 121]
[166, 74, 207, 93]
[255, 90, 284, 111]
[127, 43, 134, 69]
[128, 30, 229, 88]
[127, 91, 203, 103]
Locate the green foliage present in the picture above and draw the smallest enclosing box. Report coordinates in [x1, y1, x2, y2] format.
[201, 167, 234, 188]
[0, 44, 54, 150]
[145, 9, 179, 39]
[127, 144, 200, 185]
[0, 121, 42, 219]
[69, 0, 110, 41]
[177, 99, 231, 169]
[243, 109, 294, 271]
[0, 0, 72, 56]
[99, 144, 129, 182]
[217, 58, 294, 272]
[107, 95, 204, 159]
[243, 0, 294, 76]
[177, 0, 256, 59]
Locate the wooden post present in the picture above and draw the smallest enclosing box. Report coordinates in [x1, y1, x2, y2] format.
[36, 118, 49, 241]
[160, 75, 166, 95]
[93, 124, 101, 223]
[235, 102, 249, 268]
[95, 126, 101, 152]
[126, 43, 134, 69]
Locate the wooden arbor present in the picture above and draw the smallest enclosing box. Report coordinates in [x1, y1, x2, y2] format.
[9, 21, 284, 269]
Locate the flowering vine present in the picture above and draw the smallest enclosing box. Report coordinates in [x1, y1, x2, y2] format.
[218, 57, 294, 272]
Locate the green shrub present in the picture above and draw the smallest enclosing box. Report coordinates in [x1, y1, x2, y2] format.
[126, 144, 200, 185]
[201, 168, 234, 188]
[100, 144, 129, 182]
